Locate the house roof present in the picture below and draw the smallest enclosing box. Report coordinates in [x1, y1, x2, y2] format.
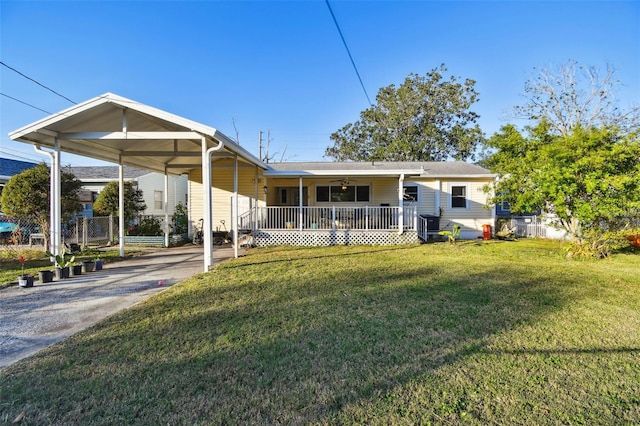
[265, 161, 494, 178]
[9, 93, 266, 176]
[69, 166, 150, 181]
[0, 158, 39, 180]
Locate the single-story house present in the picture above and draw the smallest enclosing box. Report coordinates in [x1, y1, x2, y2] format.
[8, 92, 496, 270]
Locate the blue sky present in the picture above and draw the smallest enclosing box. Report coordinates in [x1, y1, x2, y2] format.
[1, 0, 638, 166]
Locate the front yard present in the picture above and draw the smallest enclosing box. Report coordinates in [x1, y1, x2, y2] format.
[1, 240, 638, 424]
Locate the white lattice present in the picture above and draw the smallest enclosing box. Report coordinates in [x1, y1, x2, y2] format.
[253, 230, 418, 247]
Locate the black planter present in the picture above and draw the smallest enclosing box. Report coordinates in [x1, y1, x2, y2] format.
[82, 261, 95, 273]
[55, 267, 70, 279]
[38, 270, 54, 283]
[71, 264, 83, 276]
[18, 276, 34, 287]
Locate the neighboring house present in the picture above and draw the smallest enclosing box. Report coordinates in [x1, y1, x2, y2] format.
[71, 166, 188, 218]
[0, 158, 38, 198]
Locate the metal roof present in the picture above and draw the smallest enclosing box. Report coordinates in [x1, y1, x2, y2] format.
[0, 158, 39, 180]
[69, 165, 150, 181]
[265, 161, 494, 178]
[9, 93, 266, 176]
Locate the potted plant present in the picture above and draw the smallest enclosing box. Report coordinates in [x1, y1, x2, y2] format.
[94, 258, 103, 271]
[82, 259, 95, 273]
[71, 262, 83, 277]
[17, 255, 34, 287]
[47, 252, 74, 279]
[38, 270, 54, 283]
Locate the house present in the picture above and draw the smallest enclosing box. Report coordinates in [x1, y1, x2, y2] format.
[8, 92, 496, 269]
[70, 166, 188, 218]
[0, 158, 38, 198]
[191, 159, 495, 246]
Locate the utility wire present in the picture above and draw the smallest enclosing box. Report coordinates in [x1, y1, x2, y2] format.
[0, 92, 52, 114]
[325, 0, 372, 106]
[0, 61, 77, 104]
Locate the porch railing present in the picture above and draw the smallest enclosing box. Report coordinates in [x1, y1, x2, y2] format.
[238, 206, 417, 232]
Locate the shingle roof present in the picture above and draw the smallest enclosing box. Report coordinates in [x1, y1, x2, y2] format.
[69, 166, 150, 181]
[267, 161, 492, 177]
[0, 158, 39, 177]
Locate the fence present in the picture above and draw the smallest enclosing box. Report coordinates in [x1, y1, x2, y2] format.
[510, 216, 547, 238]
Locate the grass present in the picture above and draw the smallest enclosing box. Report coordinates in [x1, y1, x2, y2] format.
[1, 239, 639, 424]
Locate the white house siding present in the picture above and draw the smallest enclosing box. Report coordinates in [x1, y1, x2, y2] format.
[438, 178, 493, 239]
[137, 173, 188, 216]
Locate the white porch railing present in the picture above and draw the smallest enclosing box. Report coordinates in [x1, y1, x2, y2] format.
[239, 206, 417, 232]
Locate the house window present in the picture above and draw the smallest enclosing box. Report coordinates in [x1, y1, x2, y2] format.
[403, 185, 419, 202]
[154, 190, 163, 210]
[451, 185, 468, 209]
[316, 185, 370, 203]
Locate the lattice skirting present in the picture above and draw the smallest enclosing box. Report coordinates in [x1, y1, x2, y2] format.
[253, 230, 419, 247]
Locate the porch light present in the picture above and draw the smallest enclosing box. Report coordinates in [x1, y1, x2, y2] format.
[263, 185, 268, 194]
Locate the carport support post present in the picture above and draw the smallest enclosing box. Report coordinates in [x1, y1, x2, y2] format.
[202, 137, 224, 271]
[233, 154, 239, 259]
[164, 171, 169, 248]
[119, 161, 125, 257]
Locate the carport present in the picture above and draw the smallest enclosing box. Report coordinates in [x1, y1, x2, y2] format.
[9, 93, 266, 271]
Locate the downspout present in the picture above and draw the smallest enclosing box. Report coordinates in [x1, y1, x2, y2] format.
[398, 174, 404, 234]
[119, 160, 125, 257]
[164, 170, 169, 248]
[202, 137, 225, 271]
[33, 144, 60, 257]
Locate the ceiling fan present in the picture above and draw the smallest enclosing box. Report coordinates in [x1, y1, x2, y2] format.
[330, 178, 356, 190]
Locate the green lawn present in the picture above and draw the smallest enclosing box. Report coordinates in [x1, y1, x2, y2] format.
[1, 240, 639, 424]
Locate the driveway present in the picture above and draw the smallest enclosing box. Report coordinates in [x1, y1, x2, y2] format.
[0, 245, 233, 369]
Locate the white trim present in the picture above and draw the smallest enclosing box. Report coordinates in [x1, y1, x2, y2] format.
[448, 183, 471, 210]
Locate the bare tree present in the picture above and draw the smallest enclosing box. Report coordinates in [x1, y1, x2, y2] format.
[514, 60, 639, 136]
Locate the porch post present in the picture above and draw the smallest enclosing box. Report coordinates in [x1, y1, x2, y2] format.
[254, 167, 259, 231]
[164, 170, 169, 248]
[233, 154, 239, 259]
[299, 177, 303, 231]
[118, 159, 125, 257]
[435, 179, 441, 216]
[398, 174, 404, 234]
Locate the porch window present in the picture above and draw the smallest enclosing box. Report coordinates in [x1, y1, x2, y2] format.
[316, 185, 370, 203]
[450, 185, 468, 209]
[403, 185, 419, 202]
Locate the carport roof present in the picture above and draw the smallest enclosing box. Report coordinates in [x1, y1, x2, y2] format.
[9, 93, 266, 176]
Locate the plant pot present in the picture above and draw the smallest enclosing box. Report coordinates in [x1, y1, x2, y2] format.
[71, 264, 83, 276]
[38, 270, 54, 283]
[82, 261, 95, 273]
[18, 275, 34, 288]
[55, 267, 70, 279]
[95, 260, 103, 271]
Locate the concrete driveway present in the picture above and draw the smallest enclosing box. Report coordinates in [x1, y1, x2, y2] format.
[0, 245, 233, 369]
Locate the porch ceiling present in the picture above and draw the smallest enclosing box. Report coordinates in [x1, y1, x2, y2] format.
[9, 93, 265, 176]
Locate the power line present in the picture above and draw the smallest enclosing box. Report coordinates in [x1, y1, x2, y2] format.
[0, 92, 52, 114]
[0, 61, 77, 105]
[325, 0, 373, 106]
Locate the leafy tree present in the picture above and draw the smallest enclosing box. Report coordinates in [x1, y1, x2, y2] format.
[484, 122, 640, 257]
[325, 64, 484, 162]
[514, 60, 639, 137]
[93, 181, 146, 223]
[0, 163, 83, 250]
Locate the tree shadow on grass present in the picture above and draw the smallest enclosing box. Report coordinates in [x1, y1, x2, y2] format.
[1, 250, 635, 424]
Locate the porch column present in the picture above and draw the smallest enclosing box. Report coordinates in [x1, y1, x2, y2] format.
[233, 154, 239, 259]
[398, 174, 404, 234]
[118, 159, 125, 257]
[434, 179, 441, 216]
[164, 170, 169, 248]
[299, 177, 303, 231]
[254, 167, 259, 231]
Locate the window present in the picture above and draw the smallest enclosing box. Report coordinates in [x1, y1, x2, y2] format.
[451, 185, 468, 209]
[316, 185, 370, 203]
[154, 190, 163, 210]
[403, 185, 419, 202]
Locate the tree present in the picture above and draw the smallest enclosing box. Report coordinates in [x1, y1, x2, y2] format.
[92, 181, 146, 223]
[484, 122, 640, 257]
[514, 60, 640, 137]
[325, 64, 484, 162]
[0, 163, 83, 250]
